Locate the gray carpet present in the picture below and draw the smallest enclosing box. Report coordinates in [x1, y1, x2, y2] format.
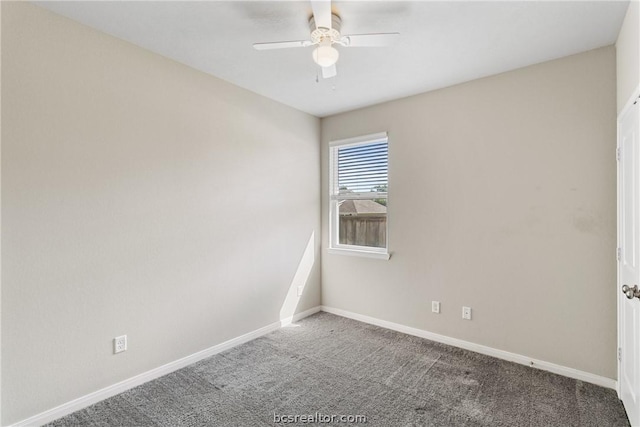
[46, 312, 629, 426]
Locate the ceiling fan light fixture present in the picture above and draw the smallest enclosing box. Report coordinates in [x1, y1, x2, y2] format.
[312, 43, 339, 67]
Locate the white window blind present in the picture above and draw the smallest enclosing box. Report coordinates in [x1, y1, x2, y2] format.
[330, 133, 388, 199]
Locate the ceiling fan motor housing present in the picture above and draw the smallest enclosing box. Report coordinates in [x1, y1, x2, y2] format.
[309, 13, 342, 44]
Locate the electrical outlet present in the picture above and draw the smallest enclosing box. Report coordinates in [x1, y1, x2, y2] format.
[432, 301, 440, 314]
[114, 335, 127, 354]
[297, 286, 304, 297]
[462, 307, 472, 320]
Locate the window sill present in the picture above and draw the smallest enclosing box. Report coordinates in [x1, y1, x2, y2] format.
[327, 247, 391, 260]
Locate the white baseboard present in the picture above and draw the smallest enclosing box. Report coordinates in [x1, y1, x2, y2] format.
[13, 303, 614, 426]
[281, 306, 322, 327]
[320, 305, 617, 390]
[10, 306, 321, 427]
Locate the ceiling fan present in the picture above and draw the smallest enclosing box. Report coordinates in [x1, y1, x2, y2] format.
[252, 0, 399, 79]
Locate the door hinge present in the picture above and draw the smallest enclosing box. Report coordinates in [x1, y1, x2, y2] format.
[618, 347, 622, 362]
[617, 247, 622, 261]
[617, 147, 622, 162]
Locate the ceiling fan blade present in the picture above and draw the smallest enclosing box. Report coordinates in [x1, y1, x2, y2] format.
[322, 64, 337, 79]
[253, 40, 312, 50]
[310, 0, 332, 29]
[341, 33, 400, 47]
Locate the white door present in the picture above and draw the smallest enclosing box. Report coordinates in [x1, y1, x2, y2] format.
[619, 91, 640, 426]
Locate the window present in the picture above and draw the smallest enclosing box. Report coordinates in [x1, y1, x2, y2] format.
[329, 132, 389, 259]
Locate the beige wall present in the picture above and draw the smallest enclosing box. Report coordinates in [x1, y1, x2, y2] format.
[616, 0, 640, 113]
[0, 1, 3, 424]
[1, 2, 321, 424]
[321, 47, 617, 379]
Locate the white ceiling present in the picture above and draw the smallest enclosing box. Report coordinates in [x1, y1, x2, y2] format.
[34, 1, 629, 117]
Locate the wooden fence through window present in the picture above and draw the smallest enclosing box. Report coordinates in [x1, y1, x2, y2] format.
[339, 215, 386, 248]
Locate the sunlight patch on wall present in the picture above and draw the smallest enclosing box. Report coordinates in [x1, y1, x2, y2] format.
[279, 232, 315, 326]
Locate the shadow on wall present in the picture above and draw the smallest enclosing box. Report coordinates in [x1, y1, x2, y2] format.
[279, 232, 315, 325]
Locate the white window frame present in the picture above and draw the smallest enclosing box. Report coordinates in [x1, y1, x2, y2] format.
[328, 132, 390, 260]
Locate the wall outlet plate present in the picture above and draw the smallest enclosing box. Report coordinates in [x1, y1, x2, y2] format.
[432, 301, 440, 314]
[114, 335, 127, 354]
[462, 306, 472, 320]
